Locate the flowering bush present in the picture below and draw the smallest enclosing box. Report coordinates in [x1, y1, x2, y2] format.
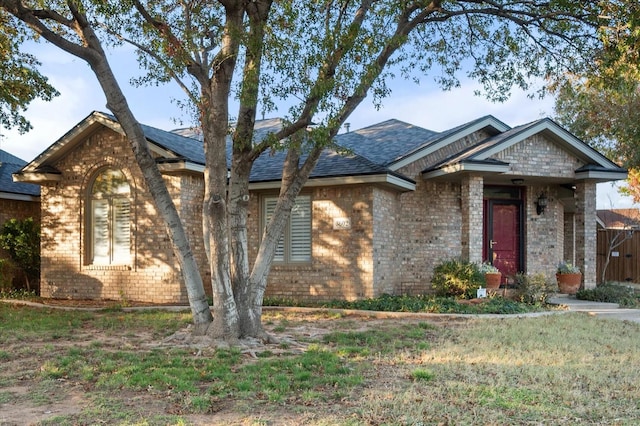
[432, 258, 484, 299]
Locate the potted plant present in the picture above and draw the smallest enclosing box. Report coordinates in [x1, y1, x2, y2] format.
[479, 262, 502, 289]
[556, 261, 582, 294]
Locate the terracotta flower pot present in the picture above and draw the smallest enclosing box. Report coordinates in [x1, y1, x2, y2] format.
[556, 273, 582, 294]
[484, 272, 502, 289]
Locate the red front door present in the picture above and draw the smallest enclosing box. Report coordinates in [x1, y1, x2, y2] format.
[485, 201, 523, 281]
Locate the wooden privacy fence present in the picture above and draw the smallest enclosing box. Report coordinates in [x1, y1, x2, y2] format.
[597, 228, 640, 284]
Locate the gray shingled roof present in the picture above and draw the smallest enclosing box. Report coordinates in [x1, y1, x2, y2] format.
[335, 119, 440, 166]
[101, 113, 208, 165]
[169, 118, 409, 183]
[248, 146, 411, 183]
[21, 111, 623, 189]
[0, 150, 39, 197]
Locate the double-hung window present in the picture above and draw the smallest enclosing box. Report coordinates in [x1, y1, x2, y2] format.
[89, 168, 131, 265]
[264, 195, 311, 263]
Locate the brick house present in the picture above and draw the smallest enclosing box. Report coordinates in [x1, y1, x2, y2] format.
[14, 111, 626, 303]
[0, 149, 41, 289]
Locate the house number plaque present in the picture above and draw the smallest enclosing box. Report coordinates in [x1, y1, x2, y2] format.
[333, 217, 351, 230]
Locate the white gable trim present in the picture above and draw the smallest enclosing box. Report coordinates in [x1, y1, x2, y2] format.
[12, 172, 61, 184]
[389, 116, 510, 172]
[157, 161, 206, 174]
[575, 169, 628, 182]
[249, 173, 416, 192]
[17, 111, 180, 180]
[476, 119, 619, 169]
[422, 162, 510, 180]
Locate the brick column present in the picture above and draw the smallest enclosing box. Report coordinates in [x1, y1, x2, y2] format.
[574, 182, 597, 289]
[460, 175, 484, 262]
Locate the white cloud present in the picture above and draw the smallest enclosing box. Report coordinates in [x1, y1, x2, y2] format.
[346, 80, 554, 131]
[597, 182, 636, 210]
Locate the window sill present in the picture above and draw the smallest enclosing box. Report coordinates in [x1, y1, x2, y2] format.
[85, 264, 132, 271]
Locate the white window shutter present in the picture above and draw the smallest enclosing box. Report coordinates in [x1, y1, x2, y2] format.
[112, 198, 131, 263]
[290, 196, 311, 261]
[265, 197, 285, 262]
[92, 199, 109, 264]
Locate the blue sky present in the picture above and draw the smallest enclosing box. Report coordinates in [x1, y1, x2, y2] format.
[1, 41, 634, 209]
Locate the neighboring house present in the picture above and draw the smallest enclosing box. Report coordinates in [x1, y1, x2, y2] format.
[0, 149, 40, 223]
[0, 149, 41, 289]
[14, 111, 626, 303]
[596, 209, 640, 284]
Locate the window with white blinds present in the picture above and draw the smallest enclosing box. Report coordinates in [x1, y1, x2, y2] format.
[264, 195, 311, 263]
[89, 168, 131, 265]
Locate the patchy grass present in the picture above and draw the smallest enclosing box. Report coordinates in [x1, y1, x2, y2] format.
[1, 303, 640, 424]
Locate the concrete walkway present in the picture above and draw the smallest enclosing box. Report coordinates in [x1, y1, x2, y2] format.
[548, 294, 640, 323]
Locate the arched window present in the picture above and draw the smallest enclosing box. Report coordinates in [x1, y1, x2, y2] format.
[89, 168, 131, 265]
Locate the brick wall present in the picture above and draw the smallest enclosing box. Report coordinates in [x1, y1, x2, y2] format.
[372, 187, 401, 295]
[395, 180, 463, 295]
[525, 185, 565, 284]
[460, 175, 484, 263]
[39, 128, 190, 303]
[575, 182, 597, 289]
[259, 185, 376, 302]
[0, 198, 39, 226]
[497, 135, 586, 177]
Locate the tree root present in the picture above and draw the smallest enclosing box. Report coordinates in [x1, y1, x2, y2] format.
[155, 324, 308, 355]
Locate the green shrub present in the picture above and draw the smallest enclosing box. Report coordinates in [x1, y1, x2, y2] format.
[576, 283, 640, 307]
[316, 294, 543, 314]
[0, 258, 16, 292]
[513, 272, 553, 304]
[431, 258, 484, 299]
[0, 218, 40, 293]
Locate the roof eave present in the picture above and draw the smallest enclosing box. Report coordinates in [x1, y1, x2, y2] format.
[0, 191, 40, 202]
[20, 111, 183, 175]
[422, 162, 511, 180]
[12, 171, 61, 184]
[249, 173, 416, 192]
[574, 169, 628, 183]
[157, 161, 205, 174]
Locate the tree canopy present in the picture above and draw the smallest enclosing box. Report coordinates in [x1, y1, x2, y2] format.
[0, 11, 58, 133]
[553, 1, 640, 202]
[1, 0, 630, 341]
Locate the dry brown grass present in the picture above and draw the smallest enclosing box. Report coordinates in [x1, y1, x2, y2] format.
[1, 304, 640, 425]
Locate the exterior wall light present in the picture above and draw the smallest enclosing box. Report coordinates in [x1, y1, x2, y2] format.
[536, 193, 548, 215]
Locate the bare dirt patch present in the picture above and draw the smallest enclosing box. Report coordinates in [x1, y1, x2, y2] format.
[0, 302, 453, 425]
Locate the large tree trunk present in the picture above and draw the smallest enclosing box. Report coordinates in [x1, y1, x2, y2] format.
[201, 4, 244, 340]
[229, 156, 260, 337]
[228, 0, 273, 339]
[88, 54, 213, 332]
[7, 4, 215, 331]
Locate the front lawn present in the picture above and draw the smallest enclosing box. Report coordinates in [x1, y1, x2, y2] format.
[1, 302, 640, 424]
